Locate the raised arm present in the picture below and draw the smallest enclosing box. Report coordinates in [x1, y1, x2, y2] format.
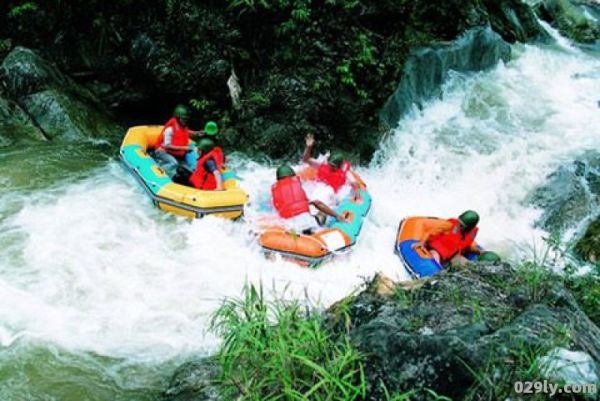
[303, 133, 321, 168]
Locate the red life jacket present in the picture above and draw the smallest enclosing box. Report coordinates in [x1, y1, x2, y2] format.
[156, 117, 190, 157]
[271, 176, 310, 219]
[427, 218, 478, 262]
[189, 147, 224, 190]
[317, 160, 350, 192]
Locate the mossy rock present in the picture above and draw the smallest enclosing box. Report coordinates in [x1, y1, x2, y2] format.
[531, 153, 600, 233]
[1, 46, 121, 142]
[21, 89, 120, 141]
[328, 263, 600, 400]
[575, 217, 600, 262]
[0, 88, 46, 146]
[537, 0, 600, 43]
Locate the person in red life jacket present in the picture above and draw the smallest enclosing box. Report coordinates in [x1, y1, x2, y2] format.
[302, 133, 358, 193]
[154, 104, 219, 176]
[422, 210, 482, 266]
[272, 165, 346, 234]
[188, 138, 224, 190]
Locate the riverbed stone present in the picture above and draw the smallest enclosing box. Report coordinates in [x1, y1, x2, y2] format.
[530, 152, 600, 233]
[162, 359, 223, 401]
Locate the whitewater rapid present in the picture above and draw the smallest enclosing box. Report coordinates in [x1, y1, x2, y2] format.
[0, 36, 599, 375]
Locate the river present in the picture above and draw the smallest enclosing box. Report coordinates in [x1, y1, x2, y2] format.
[0, 32, 599, 400]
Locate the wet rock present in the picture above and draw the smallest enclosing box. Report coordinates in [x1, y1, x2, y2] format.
[530, 152, 600, 233]
[379, 27, 511, 129]
[540, 348, 599, 391]
[536, 0, 600, 43]
[328, 263, 600, 400]
[575, 217, 600, 262]
[0, 47, 121, 141]
[21, 89, 117, 141]
[162, 359, 223, 401]
[484, 0, 550, 43]
[0, 46, 69, 97]
[0, 88, 46, 147]
[367, 272, 397, 296]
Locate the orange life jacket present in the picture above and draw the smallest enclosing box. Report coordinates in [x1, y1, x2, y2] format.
[189, 147, 224, 190]
[156, 117, 190, 157]
[317, 160, 350, 192]
[271, 176, 310, 219]
[427, 218, 478, 262]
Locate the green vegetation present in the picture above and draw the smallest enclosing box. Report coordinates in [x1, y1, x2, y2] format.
[574, 217, 600, 262]
[205, 249, 600, 401]
[564, 264, 600, 326]
[209, 284, 366, 401]
[526, 234, 600, 326]
[464, 343, 557, 401]
[0, 0, 543, 159]
[7, 1, 38, 18]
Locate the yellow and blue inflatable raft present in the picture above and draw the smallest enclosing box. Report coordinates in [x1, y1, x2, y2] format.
[119, 126, 248, 219]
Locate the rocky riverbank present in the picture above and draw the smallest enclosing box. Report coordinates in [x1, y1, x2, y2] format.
[163, 261, 600, 401]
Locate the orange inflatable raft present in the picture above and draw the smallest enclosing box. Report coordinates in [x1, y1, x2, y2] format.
[259, 168, 372, 267]
[395, 216, 480, 278]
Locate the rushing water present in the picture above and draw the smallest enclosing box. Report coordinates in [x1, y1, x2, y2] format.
[1, 35, 599, 400]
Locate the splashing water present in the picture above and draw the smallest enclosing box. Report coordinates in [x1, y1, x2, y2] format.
[0, 38, 599, 398]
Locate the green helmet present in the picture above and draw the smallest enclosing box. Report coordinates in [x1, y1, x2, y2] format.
[458, 210, 479, 231]
[204, 121, 219, 136]
[329, 152, 344, 169]
[276, 165, 296, 180]
[478, 251, 501, 263]
[198, 138, 215, 153]
[173, 104, 190, 119]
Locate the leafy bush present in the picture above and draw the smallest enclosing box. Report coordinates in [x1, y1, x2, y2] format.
[8, 1, 38, 18]
[210, 284, 366, 401]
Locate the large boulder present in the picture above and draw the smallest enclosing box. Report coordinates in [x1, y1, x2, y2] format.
[327, 265, 600, 400]
[536, 0, 600, 43]
[530, 152, 600, 233]
[0, 46, 72, 97]
[0, 47, 121, 141]
[0, 87, 46, 147]
[379, 27, 511, 129]
[21, 89, 117, 141]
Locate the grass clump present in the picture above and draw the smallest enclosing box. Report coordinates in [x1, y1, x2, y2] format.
[210, 284, 366, 401]
[564, 264, 600, 327]
[463, 342, 553, 401]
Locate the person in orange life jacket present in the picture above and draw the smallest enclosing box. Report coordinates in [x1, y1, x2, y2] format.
[422, 210, 482, 266]
[302, 133, 358, 193]
[301, 133, 358, 218]
[188, 138, 224, 190]
[272, 165, 346, 234]
[154, 104, 219, 176]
